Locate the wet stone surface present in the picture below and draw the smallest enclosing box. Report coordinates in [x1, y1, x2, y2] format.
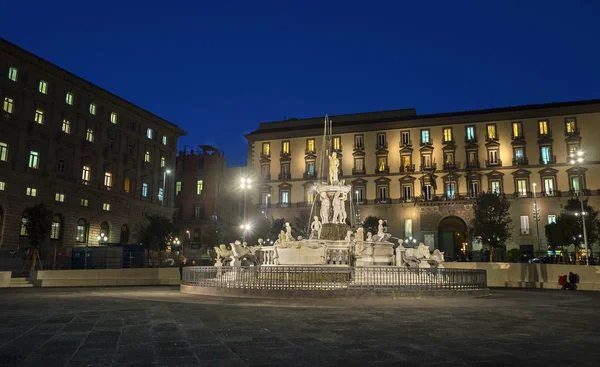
[0, 286, 598, 366]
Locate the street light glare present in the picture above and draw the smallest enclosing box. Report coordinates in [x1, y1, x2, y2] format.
[166, 169, 171, 174]
[570, 160, 575, 165]
[577, 158, 584, 163]
[577, 151, 584, 157]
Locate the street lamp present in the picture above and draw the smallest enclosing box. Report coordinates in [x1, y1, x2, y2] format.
[240, 177, 251, 229]
[532, 182, 542, 255]
[97, 233, 107, 246]
[570, 150, 589, 265]
[162, 169, 171, 208]
[355, 189, 362, 226]
[240, 223, 251, 242]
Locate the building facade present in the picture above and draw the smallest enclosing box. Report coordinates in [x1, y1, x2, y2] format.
[246, 100, 600, 258]
[0, 38, 186, 249]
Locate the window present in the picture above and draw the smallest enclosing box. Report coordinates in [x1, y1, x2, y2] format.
[548, 215, 557, 224]
[543, 177, 554, 195]
[62, 119, 71, 134]
[128, 121, 136, 131]
[514, 147, 524, 160]
[144, 151, 151, 163]
[128, 144, 134, 155]
[76, 219, 88, 243]
[8, 67, 18, 81]
[422, 154, 432, 169]
[486, 124, 497, 139]
[444, 152, 454, 164]
[354, 135, 364, 149]
[194, 206, 204, 220]
[470, 181, 480, 197]
[0, 181, 5, 191]
[81, 165, 91, 183]
[28, 151, 39, 169]
[280, 191, 290, 206]
[38, 80, 48, 94]
[89, 103, 96, 115]
[539, 120, 549, 135]
[571, 176, 581, 193]
[377, 133, 386, 148]
[160, 156, 166, 168]
[512, 122, 523, 138]
[306, 190, 315, 204]
[56, 159, 65, 173]
[65, 92, 74, 105]
[262, 164, 270, 179]
[306, 139, 315, 153]
[421, 129, 430, 144]
[405, 219, 413, 237]
[86, 128, 94, 142]
[26, 187, 37, 197]
[142, 183, 148, 197]
[197, 180, 203, 195]
[401, 131, 410, 146]
[261, 192, 271, 207]
[162, 135, 167, 145]
[446, 182, 456, 199]
[0, 142, 8, 162]
[176, 181, 182, 195]
[377, 157, 387, 172]
[567, 144, 579, 157]
[332, 136, 341, 151]
[107, 137, 114, 149]
[466, 126, 475, 141]
[108, 112, 118, 124]
[490, 180, 501, 194]
[146, 128, 153, 139]
[443, 128, 452, 142]
[306, 161, 315, 176]
[20, 217, 29, 236]
[488, 150, 499, 164]
[124, 177, 131, 193]
[158, 187, 164, 201]
[468, 151, 477, 164]
[280, 162, 290, 177]
[354, 187, 365, 203]
[516, 179, 528, 197]
[103, 203, 111, 211]
[50, 215, 61, 240]
[55, 193, 65, 202]
[423, 184, 433, 200]
[565, 118, 577, 134]
[3, 97, 14, 113]
[402, 184, 413, 200]
[354, 157, 364, 172]
[34, 109, 44, 124]
[104, 172, 113, 188]
[80, 198, 88, 207]
[520, 216, 530, 235]
[540, 146, 551, 164]
[401, 156, 411, 171]
[377, 185, 388, 203]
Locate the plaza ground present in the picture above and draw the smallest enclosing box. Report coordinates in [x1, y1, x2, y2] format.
[0, 287, 598, 366]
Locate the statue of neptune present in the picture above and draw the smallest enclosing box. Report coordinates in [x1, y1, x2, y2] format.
[329, 152, 339, 185]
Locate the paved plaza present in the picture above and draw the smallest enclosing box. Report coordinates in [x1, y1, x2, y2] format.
[0, 287, 598, 366]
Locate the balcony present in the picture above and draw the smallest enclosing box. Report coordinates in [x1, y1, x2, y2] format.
[443, 162, 457, 170]
[485, 159, 502, 167]
[352, 168, 366, 175]
[280, 150, 291, 158]
[262, 174, 271, 180]
[540, 189, 561, 197]
[375, 166, 390, 174]
[511, 132, 525, 140]
[466, 160, 480, 169]
[485, 133, 499, 142]
[399, 140, 412, 148]
[2, 111, 15, 121]
[400, 164, 415, 173]
[538, 131, 553, 139]
[565, 126, 580, 136]
[354, 145, 364, 151]
[442, 138, 455, 146]
[277, 202, 291, 208]
[512, 157, 529, 166]
[420, 163, 437, 171]
[464, 136, 478, 144]
[376, 142, 388, 150]
[303, 171, 317, 179]
[540, 155, 557, 165]
[420, 139, 433, 146]
[260, 152, 271, 159]
[278, 173, 291, 180]
[305, 149, 316, 155]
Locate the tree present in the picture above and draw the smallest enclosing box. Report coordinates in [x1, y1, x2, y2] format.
[293, 210, 311, 239]
[22, 202, 54, 270]
[471, 193, 512, 262]
[545, 198, 599, 251]
[135, 214, 176, 252]
[362, 216, 381, 238]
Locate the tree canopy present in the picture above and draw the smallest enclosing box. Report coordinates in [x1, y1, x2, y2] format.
[471, 193, 512, 260]
[545, 198, 599, 250]
[22, 202, 54, 250]
[135, 214, 176, 252]
[362, 216, 381, 238]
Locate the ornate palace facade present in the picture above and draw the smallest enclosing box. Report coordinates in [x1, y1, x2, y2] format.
[246, 100, 600, 258]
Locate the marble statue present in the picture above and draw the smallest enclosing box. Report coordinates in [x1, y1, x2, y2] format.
[258, 238, 264, 246]
[377, 219, 385, 240]
[329, 152, 339, 185]
[366, 232, 373, 242]
[332, 192, 342, 224]
[319, 192, 330, 224]
[345, 230, 353, 241]
[231, 240, 259, 266]
[340, 192, 347, 224]
[405, 243, 431, 260]
[214, 244, 233, 266]
[285, 222, 292, 242]
[310, 216, 322, 239]
[356, 227, 364, 242]
[278, 230, 286, 243]
[431, 249, 445, 264]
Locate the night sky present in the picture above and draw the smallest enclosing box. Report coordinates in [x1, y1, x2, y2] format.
[3, 1, 599, 167]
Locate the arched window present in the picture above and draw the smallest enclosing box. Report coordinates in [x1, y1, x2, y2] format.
[124, 177, 131, 193]
[50, 215, 62, 240]
[100, 221, 110, 240]
[120, 224, 130, 243]
[76, 219, 88, 243]
[20, 215, 29, 236]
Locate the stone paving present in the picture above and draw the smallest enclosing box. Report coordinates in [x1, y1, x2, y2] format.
[0, 287, 598, 366]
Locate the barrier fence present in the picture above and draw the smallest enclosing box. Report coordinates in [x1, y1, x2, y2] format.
[182, 266, 487, 291]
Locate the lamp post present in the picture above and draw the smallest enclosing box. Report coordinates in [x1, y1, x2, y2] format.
[96, 233, 107, 246]
[173, 237, 180, 258]
[355, 189, 362, 226]
[570, 151, 589, 265]
[532, 182, 542, 255]
[240, 223, 251, 243]
[240, 178, 251, 228]
[162, 169, 171, 208]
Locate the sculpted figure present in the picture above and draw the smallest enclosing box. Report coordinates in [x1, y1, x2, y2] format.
[320, 192, 330, 224]
[366, 232, 373, 242]
[345, 230, 353, 241]
[279, 230, 286, 243]
[332, 192, 342, 224]
[340, 192, 348, 224]
[329, 152, 339, 185]
[377, 219, 385, 240]
[310, 216, 322, 239]
[285, 222, 293, 242]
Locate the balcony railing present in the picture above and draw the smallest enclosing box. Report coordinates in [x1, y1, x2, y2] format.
[442, 138, 455, 145]
[565, 126, 580, 136]
[485, 159, 502, 167]
[277, 202, 291, 208]
[375, 166, 390, 174]
[352, 168, 366, 175]
[513, 191, 533, 199]
[538, 131, 553, 139]
[280, 151, 291, 157]
[464, 136, 478, 144]
[2, 111, 14, 121]
[400, 140, 412, 147]
[262, 174, 271, 180]
[305, 149, 316, 155]
[354, 145, 364, 151]
[443, 162, 457, 170]
[303, 171, 317, 179]
[400, 164, 415, 173]
[485, 133, 499, 141]
[512, 157, 529, 166]
[260, 152, 271, 159]
[376, 142, 388, 150]
[420, 163, 437, 171]
[278, 173, 290, 180]
[540, 156, 557, 165]
[420, 139, 433, 146]
[511, 132, 525, 140]
[466, 161, 480, 169]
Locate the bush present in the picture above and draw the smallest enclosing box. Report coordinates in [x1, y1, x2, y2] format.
[507, 248, 522, 263]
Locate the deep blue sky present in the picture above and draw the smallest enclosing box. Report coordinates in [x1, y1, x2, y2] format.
[3, 1, 599, 166]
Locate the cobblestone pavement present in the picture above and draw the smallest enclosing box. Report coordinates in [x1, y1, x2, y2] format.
[0, 287, 598, 366]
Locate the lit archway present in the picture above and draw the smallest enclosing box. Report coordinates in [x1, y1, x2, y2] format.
[437, 216, 468, 259]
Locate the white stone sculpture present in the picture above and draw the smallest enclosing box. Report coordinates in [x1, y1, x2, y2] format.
[319, 192, 330, 224]
[366, 232, 373, 242]
[332, 192, 342, 224]
[340, 192, 347, 224]
[258, 238, 264, 246]
[214, 244, 233, 266]
[404, 243, 431, 260]
[310, 216, 322, 239]
[278, 230, 285, 243]
[431, 249, 445, 264]
[345, 230, 353, 241]
[329, 152, 339, 185]
[285, 222, 292, 242]
[377, 219, 385, 240]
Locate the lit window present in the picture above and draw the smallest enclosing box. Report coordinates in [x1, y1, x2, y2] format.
[50, 215, 61, 240]
[565, 118, 577, 133]
[487, 124, 497, 139]
[282, 141, 290, 154]
[104, 172, 113, 188]
[306, 139, 315, 152]
[405, 219, 413, 237]
[8, 67, 18, 82]
[262, 142, 271, 156]
[55, 193, 65, 202]
[0, 181, 5, 191]
[158, 188, 164, 201]
[76, 219, 88, 243]
[89, 103, 96, 115]
[512, 122, 523, 138]
[28, 151, 39, 169]
[38, 80, 48, 94]
[103, 203, 111, 211]
[197, 180, 203, 195]
[62, 119, 71, 134]
[490, 180, 501, 194]
[142, 183, 148, 197]
[421, 129, 430, 143]
[124, 177, 131, 193]
[86, 128, 94, 142]
[110, 112, 118, 124]
[307, 190, 315, 204]
[80, 198, 89, 207]
[26, 187, 37, 197]
[146, 128, 153, 139]
[65, 93, 74, 105]
[354, 135, 364, 149]
[516, 179, 528, 197]
[81, 165, 91, 183]
[144, 151, 151, 163]
[3, 97, 14, 113]
[520, 215, 530, 235]
[443, 128, 452, 142]
[20, 217, 29, 236]
[539, 120, 549, 135]
[281, 191, 290, 206]
[34, 109, 44, 124]
[332, 137, 341, 150]
[541, 146, 551, 164]
[162, 135, 167, 145]
[548, 215, 556, 224]
[176, 181, 182, 195]
[377, 157, 387, 171]
[466, 126, 475, 140]
[0, 142, 8, 162]
[161, 156, 166, 168]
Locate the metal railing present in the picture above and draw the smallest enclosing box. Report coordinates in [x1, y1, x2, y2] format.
[182, 266, 487, 291]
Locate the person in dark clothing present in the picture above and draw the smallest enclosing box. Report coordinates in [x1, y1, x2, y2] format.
[179, 258, 187, 280]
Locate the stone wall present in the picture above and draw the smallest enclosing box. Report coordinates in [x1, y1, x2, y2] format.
[28, 268, 180, 287]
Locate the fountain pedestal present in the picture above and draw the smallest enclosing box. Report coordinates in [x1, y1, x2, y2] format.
[320, 223, 350, 241]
